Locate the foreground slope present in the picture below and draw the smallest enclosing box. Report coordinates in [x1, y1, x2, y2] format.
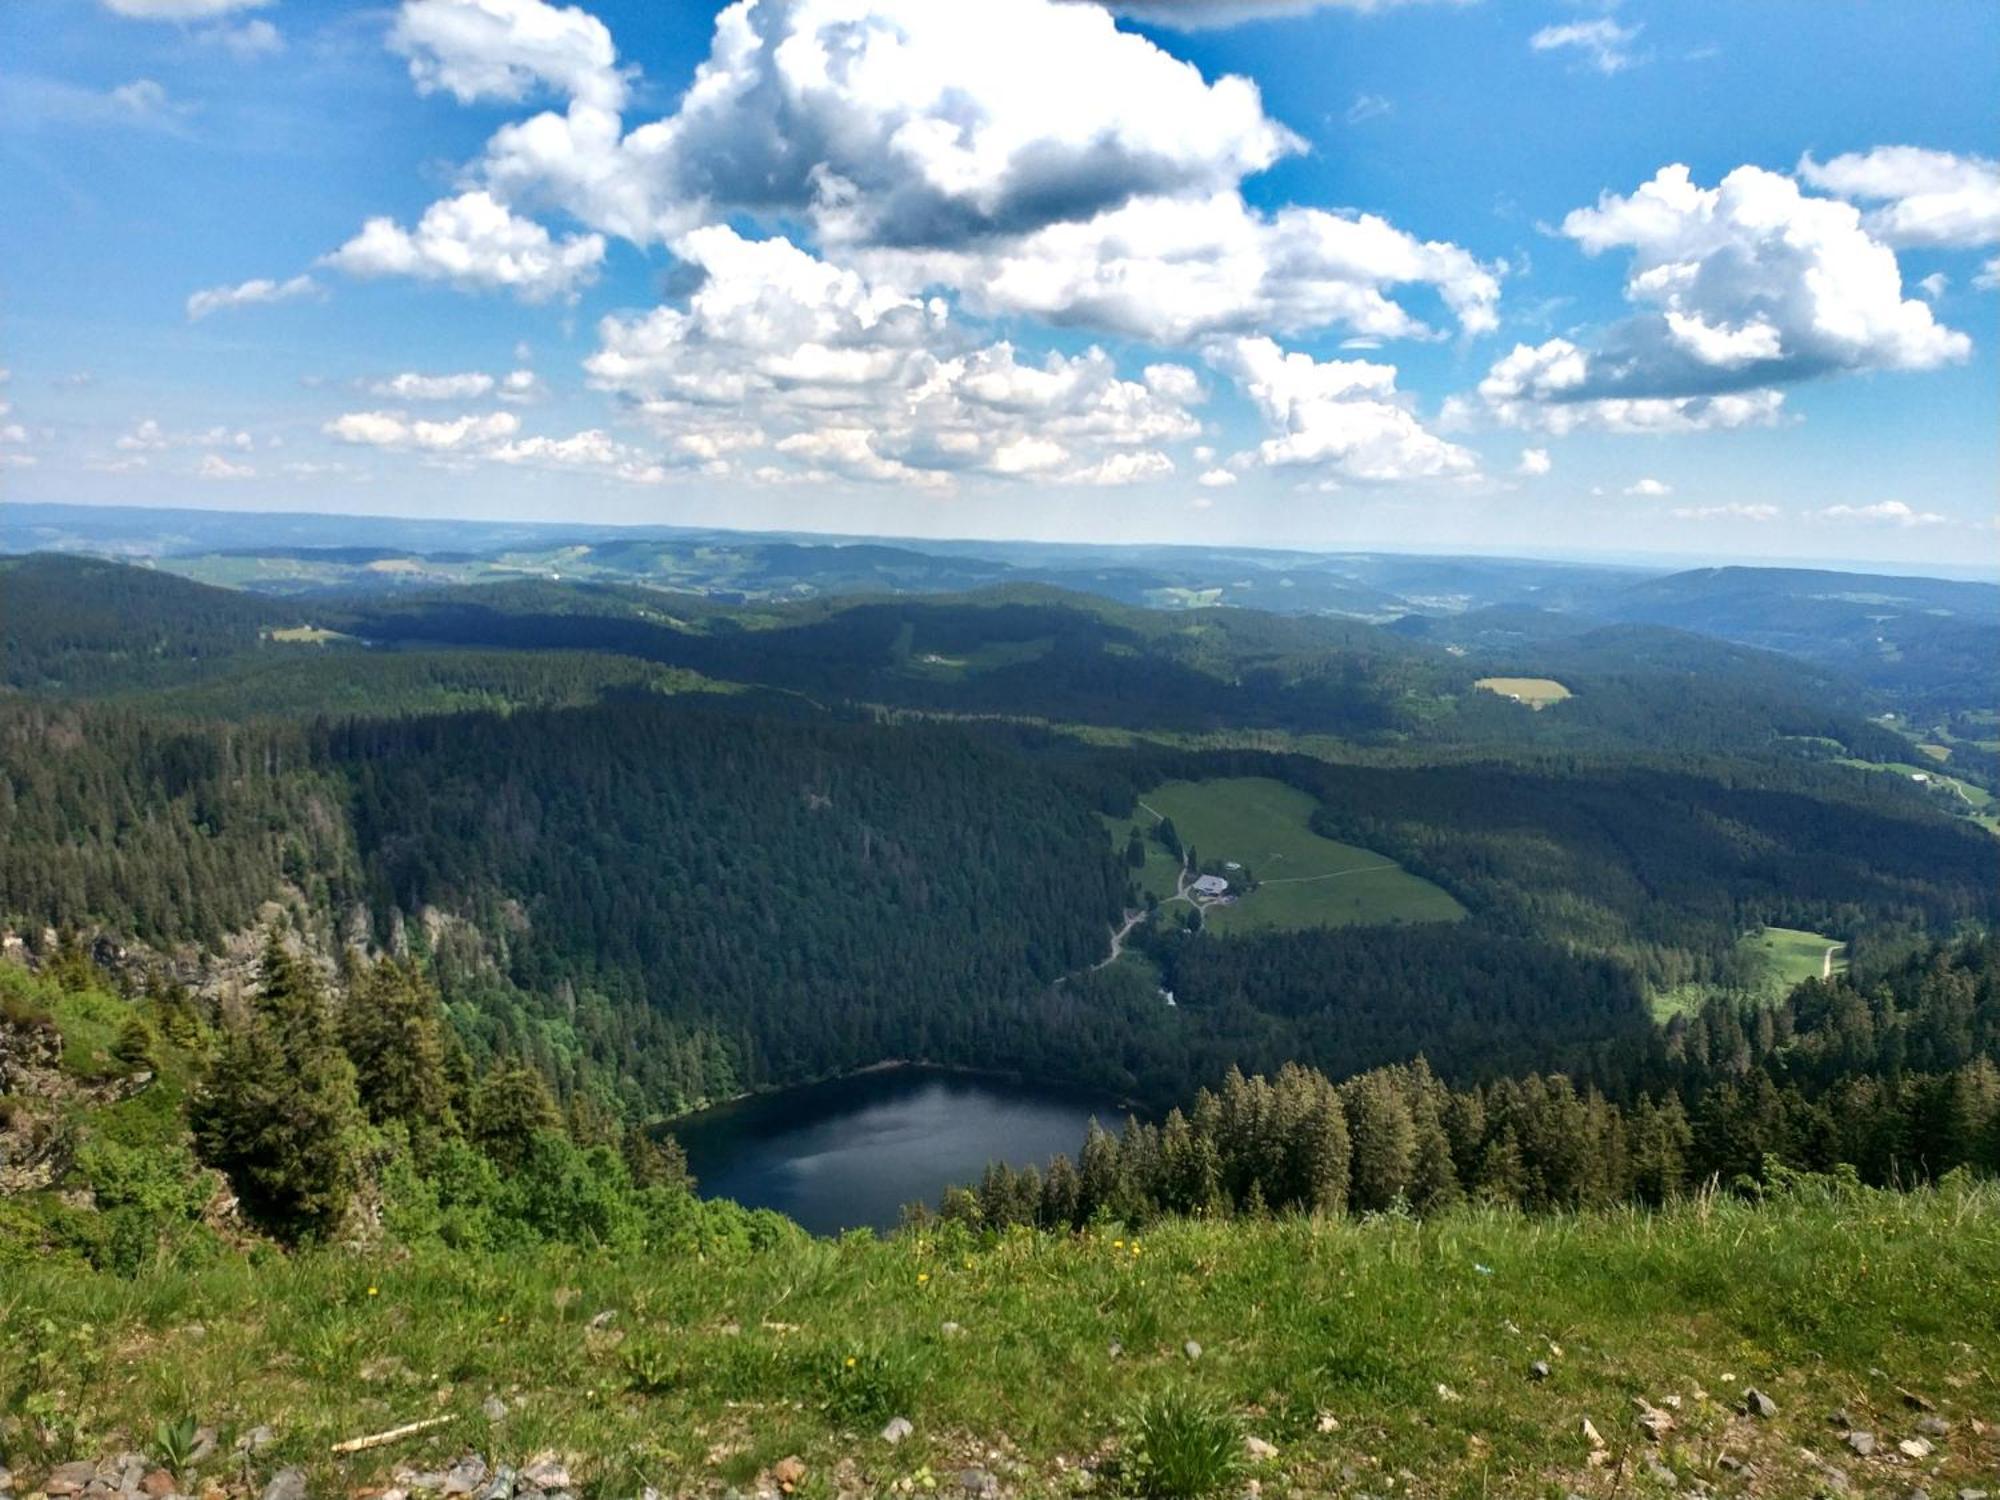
[5, 1186, 1997, 1499]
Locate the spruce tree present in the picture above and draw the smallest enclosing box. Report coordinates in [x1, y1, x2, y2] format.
[1342, 1072, 1416, 1212]
[1040, 1153, 1083, 1229]
[194, 930, 362, 1241]
[1078, 1118, 1122, 1221]
[341, 958, 457, 1156]
[471, 1061, 563, 1167]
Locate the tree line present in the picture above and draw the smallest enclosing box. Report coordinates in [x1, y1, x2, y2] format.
[937, 936, 2000, 1231]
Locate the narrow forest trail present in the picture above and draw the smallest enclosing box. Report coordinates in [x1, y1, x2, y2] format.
[1093, 909, 1147, 971]
[1824, 942, 1843, 980]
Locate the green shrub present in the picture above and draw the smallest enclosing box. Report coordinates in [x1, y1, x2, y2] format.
[620, 1338, 682, 1396]
[1119, 1388, 1244, 1500]
[815, 1340, 924, 1428]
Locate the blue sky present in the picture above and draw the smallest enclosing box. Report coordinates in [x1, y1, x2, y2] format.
[2, 0, 1995, 569]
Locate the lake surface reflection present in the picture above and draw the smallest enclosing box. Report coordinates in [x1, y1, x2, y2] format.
[670, 1067, 1125, 1234]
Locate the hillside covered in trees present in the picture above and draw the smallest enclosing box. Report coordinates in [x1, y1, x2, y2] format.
[3, 552, 1996, 1125]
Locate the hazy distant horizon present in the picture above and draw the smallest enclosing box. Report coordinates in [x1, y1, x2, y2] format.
[9, 497, 1996, 587]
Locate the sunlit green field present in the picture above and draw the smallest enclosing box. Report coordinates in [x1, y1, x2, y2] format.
[1747, 925, 1846, 989]
[1473, 676, 1572, 709]
[1112, 777, 1465, 932]
[1653, 926, 1845, 1019]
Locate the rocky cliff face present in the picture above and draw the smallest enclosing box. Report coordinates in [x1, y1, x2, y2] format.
[0, 1004, 153, 1196]
[1, 1011, 75, 1194]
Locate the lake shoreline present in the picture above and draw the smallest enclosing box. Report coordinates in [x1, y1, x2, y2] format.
[658, 1056, 1143, 1130]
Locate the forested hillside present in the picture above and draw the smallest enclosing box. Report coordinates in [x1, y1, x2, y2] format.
[3, 553, 1995, 1124]
[0, 554, 288, 693]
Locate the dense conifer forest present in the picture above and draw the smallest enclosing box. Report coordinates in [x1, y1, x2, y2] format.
[3, 552, 1996, 1129]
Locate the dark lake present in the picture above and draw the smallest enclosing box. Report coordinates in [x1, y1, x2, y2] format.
[669, 1067, 1126, 1235]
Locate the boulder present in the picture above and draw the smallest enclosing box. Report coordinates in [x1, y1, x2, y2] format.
[1243, 1437, 1277, 1462]
[1633, 1400, 1675, 1441]
[47, 1463, 101, 1498]
[880, 1418, 914, 1446]
[1742, 1389, 1777, 1419]
[260, 1470, 308, 1500]
[439, 1459, 490, 1497]
[518, 1461, 569, 1493]
[1845, 1431, 1877, 1457]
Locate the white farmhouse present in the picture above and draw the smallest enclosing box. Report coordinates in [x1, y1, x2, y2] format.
[1191, 874, 1231, 897]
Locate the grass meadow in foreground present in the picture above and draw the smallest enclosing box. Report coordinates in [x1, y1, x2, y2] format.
[4, 1180, 1998, 1499]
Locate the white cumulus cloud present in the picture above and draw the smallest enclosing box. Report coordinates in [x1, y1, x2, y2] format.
[187, 274, 320, 320]
[324, 190, 605, 302]
[585, 225, 1201, 487]
[1455, 162, 1967, 431]
[1516, 447, 1550, 477]
[1625, 477, 1671, 497]
[1208, 335, 1475, 482]
[377, 0, 1492, 350]
[115, 418, 254, 451]
[1797, 146, 2000, 249]
[391, 0, 627, 112]
[862, 191, 1500, 345]
[370, 371, 500, 400]
[197, 453, 256, 480]
[1816, 499, 1947, 527]
[325, 409, 522, 451]
[1529, 18, 1642, 75]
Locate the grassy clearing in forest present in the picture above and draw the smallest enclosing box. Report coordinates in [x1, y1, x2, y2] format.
[4, 1183, 1997, 1499]
[1473, 676, 1573, 710]
[1115, 777, 1465, 933]
[1746, 925, 1846, 990]
[1651, 927, 1846, 1019]
[266, 625, 356, 644]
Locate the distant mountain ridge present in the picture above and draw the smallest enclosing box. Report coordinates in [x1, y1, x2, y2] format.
[6, 504, 1996, 722]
